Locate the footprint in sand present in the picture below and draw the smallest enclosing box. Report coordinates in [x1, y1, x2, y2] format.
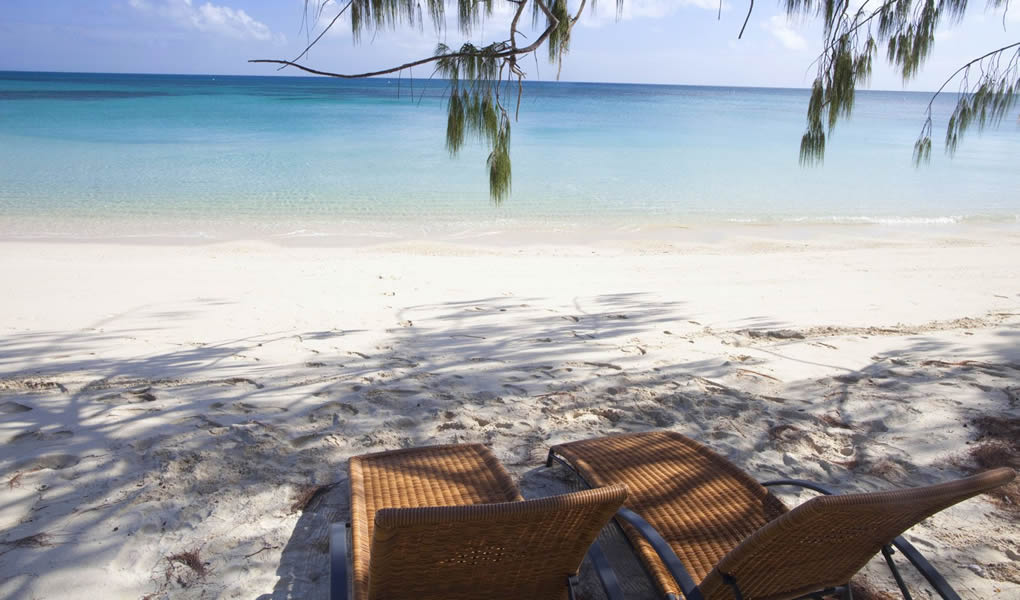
[17, 454, 81, 471]
[215, 401, 288, 415]
[390, 416, 417, 429]
[9, 429, 74, 444]
[307, 401, 359, 422]
[0, 401, 32, 414]
[289, 433, 325, 448]
[95, 390, 157, 404]
[222, 377, 264, 389]
[174, 415, 224, 429]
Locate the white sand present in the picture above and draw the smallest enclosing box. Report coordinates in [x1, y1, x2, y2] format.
[0, 225, 1017, 599]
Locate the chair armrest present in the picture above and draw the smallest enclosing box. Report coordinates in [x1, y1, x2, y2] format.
[614, 507, 705, 600]
[760, 479, 838, 495]
[330, 522, 350, 600]
[586, 541, 625, 600]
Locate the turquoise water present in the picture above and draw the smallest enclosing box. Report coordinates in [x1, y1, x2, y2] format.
[0, 71, 1017, 239]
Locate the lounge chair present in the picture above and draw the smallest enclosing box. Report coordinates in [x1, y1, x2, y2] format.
[547, 430, 1015, 600]
[331, 443, 628, 600]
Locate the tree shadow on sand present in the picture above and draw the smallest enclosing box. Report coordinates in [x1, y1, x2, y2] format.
[262, 302, 1018, 599]
[1, 295, 1017, 599]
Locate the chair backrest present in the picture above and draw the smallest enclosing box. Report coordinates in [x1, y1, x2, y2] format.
[366, 484, 628, 600]
[698, 468, 1015, 600]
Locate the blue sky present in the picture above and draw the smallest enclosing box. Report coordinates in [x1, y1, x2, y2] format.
[1, 0, 1017, 90]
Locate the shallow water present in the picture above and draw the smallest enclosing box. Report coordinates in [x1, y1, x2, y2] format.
[0, 71, 1017, 240]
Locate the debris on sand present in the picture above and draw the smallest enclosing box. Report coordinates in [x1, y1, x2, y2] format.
[740, 329, 805, 340]
[168, 549, 207, 578]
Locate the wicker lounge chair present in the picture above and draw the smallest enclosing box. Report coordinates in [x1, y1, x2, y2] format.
[547, 430, 1015, 600]
[331, 443, 628, 600]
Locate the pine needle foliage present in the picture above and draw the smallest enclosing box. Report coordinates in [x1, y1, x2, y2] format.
[548, 0, 572, 63]
[436, 42, 514, 203]
[340, 0, 571, 200]
[347, 0, 489, 40]
[280, 0, 1017, 201]
[790, 0, 1018, 166]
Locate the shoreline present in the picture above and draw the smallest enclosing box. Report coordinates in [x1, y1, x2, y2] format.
[0, 234, 1017, 598]
[0, 218, 1017, 249]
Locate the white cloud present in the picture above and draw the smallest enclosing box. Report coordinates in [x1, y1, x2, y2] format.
[762, 15, 807, 51]
[579, 0, 724, 28]
[625, 0, 723, 16]
[129, 0, 280, 42]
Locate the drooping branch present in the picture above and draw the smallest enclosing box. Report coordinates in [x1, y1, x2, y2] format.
[509, 0, 530, 118]
[795, 0, 1018, 165]
[249, 54, 496, 79]
[256, 0, 1020, 203]
[925, 41, 1020, 113]
[253, 0, 565, 203]
[914, 42, 1020, 164]
[251, 0, 558, 80]
[285, 1, 354, 69]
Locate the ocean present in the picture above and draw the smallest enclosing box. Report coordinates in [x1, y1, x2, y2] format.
[0, 71, 1017, 241]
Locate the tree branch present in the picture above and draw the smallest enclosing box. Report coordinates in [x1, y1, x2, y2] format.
[510, 0, 527, 51]
[284, 1, 354, 70]
[925, 41, 1020, 113]
[571, 0, 589, 24]
[252, 0, 559, 80]
[738, 0, 754, 39]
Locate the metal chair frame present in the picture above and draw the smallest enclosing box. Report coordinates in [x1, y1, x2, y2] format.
[547, 450, 965, 600]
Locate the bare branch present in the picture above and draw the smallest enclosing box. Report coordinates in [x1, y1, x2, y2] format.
[284, 1, 354, 70]
[925, 42, 1020, 114]
[510, 0, 528, 51]
[254, 0, 559, 80]
[571, 0, 589, 24]
[738, 0, 754, 39]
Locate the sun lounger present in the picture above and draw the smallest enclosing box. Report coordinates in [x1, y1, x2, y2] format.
[332, 443, 628, 600]
[547, 430, 1015, 600]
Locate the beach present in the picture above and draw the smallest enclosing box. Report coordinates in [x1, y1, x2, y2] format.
[0, 224, 1017, 598]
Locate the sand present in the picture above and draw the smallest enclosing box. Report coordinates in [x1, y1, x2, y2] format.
[0, 224, 1017, 599]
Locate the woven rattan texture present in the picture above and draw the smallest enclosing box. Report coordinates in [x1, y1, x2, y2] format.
[348, 443, 628, 600]
[550, 431, 788, 597]
[368, 485, 627, 599]
[700, 467, 1016, 600]
[349, 444, 522, 600]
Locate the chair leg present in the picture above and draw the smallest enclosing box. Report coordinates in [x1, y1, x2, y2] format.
[330, 522, 350, 600]
[586, 542, 625, 600]
[567, 574, 580, 600]
[882, 545, 914, 600]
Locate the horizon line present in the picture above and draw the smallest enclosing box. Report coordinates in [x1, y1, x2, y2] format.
[0, 68, 944, 96]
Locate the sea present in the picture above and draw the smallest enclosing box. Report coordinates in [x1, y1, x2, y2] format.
[0, 71, 1017, 242]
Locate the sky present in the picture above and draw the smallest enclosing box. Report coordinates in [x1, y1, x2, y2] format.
[0, 0, 1017, 91]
